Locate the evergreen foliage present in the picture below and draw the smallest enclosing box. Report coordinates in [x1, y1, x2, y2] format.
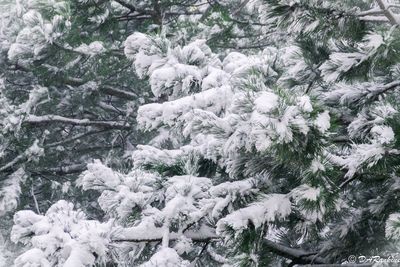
[1, 0, 400, 266]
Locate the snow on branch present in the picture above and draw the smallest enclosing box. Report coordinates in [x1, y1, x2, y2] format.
[11, 200, 113, 266]
[375, 0, 400, 25]
[137, 86, 233, 131]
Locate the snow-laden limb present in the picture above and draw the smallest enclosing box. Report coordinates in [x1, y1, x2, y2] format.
[319, 34, 385, 83]
[0, 168, 26, 216]
[289, 184, 332, 223]
[290, 184, 321, 202]
[125, 33, 221, 99]
[385, 213, 400, 239]
[7, 2, 70, 64]
[0, 139, 44, 173]
[209, 178, 258, 198]
[77, 159, 122, 190]
[331, 107, 397, 179]
[216, 194, 291, 236]
[137, 85, 233, 131]
[11, 200, 113, 267]
[14, 248, 51, 267]
[78, 160, 159, 221]
[347, 104, 397, 140]
[375, 0, 400, 25]
[340, 143, 386, 178]
[79, 161, 217, 243]
[0, 85, 48, 134]
[324, 81, 400, 106]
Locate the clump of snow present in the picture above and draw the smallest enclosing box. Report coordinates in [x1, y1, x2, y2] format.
[319, 34, 384, 83]
[75, 41, 106, 56]
[0, 168, 26, 216]
[140, 247, 189, 267]
[79, 162, 160, 221]
[297, 95, 313, 112]
[370, 125, 395, 144]
[124, 32, 153, 59]
[254, 92, 279, 113]
[315, 111, 330, 133]
[222, 52, 249, 73]
[201, 68, 229, 91]
[310, 158, 326, 173]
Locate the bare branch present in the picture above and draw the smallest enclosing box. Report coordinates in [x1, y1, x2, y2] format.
[24, 115, 130, 130]
[38, 163, 87, 175]
[31, 186, 41, 214]
[0, 154, 25, 172]
[45, 129, 111, 147]
[114, 0, 136, 12]
[99, 85, 137, 100]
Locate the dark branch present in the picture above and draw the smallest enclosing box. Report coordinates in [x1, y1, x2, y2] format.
[263, 239, 327, 265]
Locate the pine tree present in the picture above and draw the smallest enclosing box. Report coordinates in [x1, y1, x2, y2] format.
[3, 0, 400, 266]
